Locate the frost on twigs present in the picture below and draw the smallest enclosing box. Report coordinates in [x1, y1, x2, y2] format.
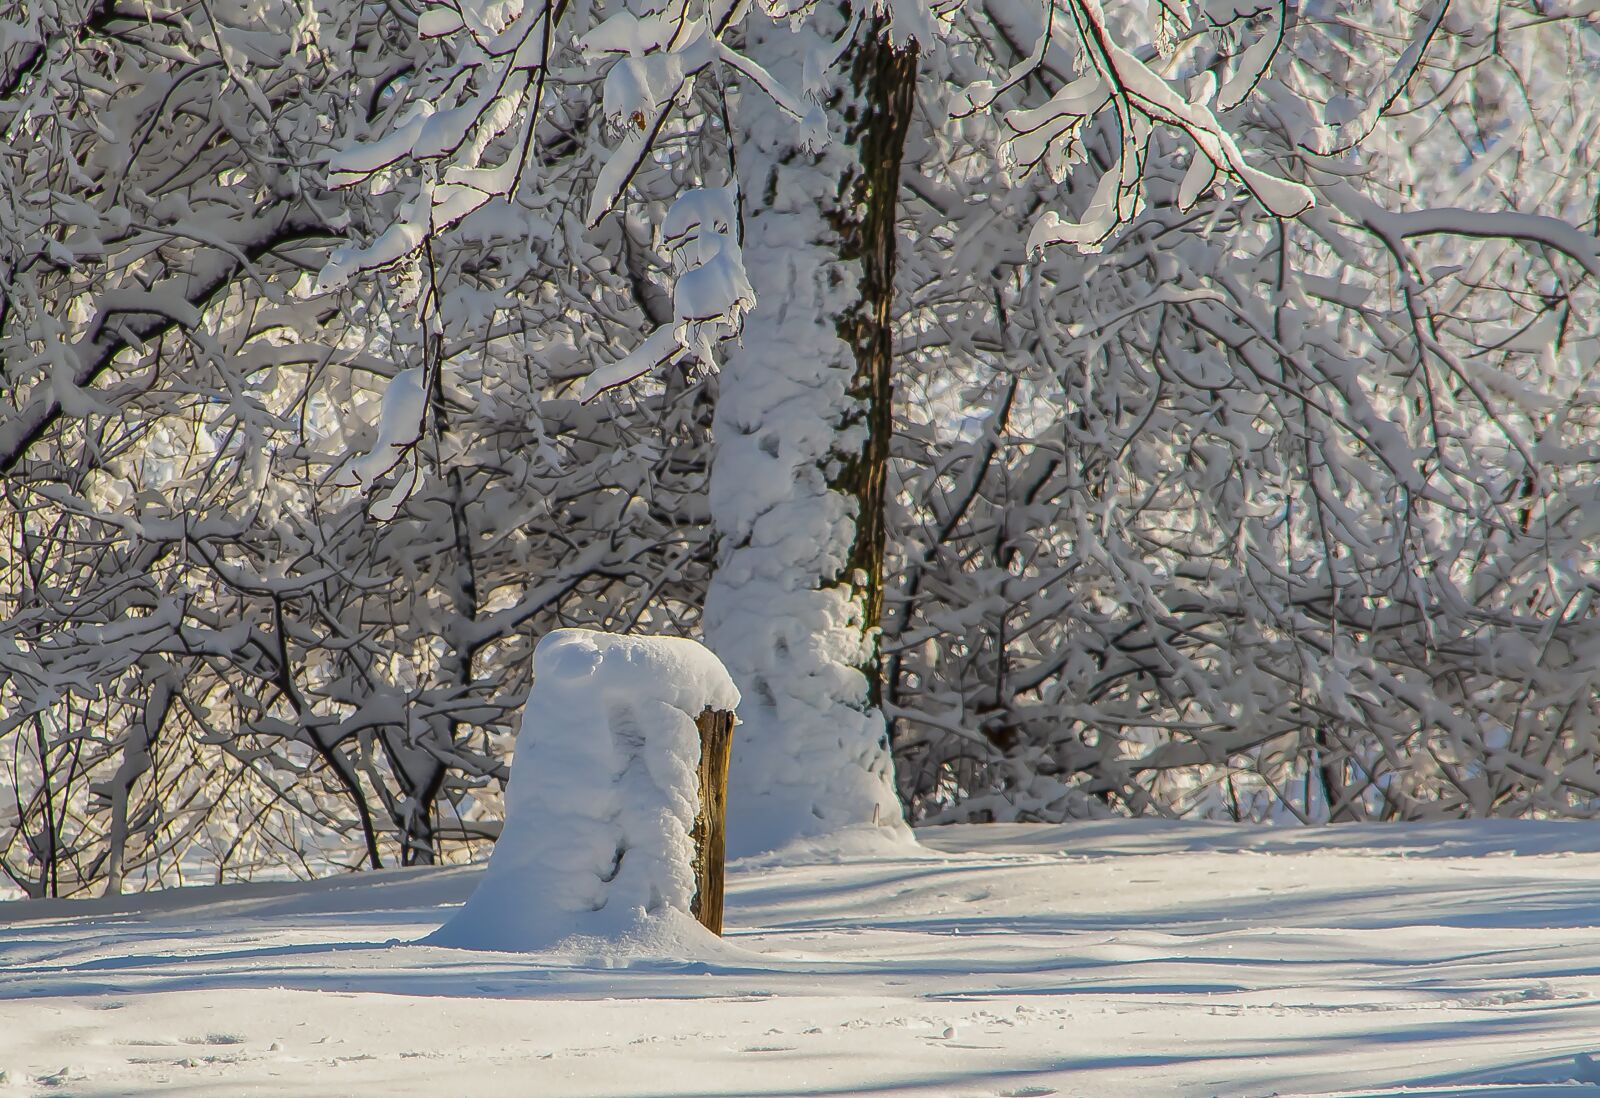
[320, 0, 820, 403]
[337, 367, 426, 521]
[579, 187, 755, 401]
[424, 629, 739, 953]
[997, 0, 1312, 255]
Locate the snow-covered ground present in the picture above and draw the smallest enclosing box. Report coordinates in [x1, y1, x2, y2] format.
[4, 820, 1600, 1097]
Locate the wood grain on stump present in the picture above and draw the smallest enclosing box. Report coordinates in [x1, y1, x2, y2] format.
[690, 707, 735, 935]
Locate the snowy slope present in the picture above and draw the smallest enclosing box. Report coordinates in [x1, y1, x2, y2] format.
[3, 821, 1600, 1097]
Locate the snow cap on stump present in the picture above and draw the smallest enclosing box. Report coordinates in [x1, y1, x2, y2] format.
[425, 629, 738, 952]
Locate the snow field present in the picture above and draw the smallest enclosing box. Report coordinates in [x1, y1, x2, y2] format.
[3, 820, 1600, 1096]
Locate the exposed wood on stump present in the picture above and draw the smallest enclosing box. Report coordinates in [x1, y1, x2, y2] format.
[690, 706, 735, 935]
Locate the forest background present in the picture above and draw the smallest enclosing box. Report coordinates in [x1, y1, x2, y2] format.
[4, 0, 1600, 898]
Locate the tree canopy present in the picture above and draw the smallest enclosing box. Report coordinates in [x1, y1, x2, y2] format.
[3, 0, 1599, 896]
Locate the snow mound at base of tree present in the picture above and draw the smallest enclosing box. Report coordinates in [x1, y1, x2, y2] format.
[500, 909, 772, 968]
[425, 629, 739, 953]
[730, 821, 927, 870]
[428, 908, 762, 967]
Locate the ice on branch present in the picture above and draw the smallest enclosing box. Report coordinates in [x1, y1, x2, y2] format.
[579, 326, 684, 401]
[341, 368, 426, 490]
[997, 74, 1109, 184]
[425, 630, 739, 952]
[1011, 0, 1312, 255]
[580, 187, 754, 400]
[326, 106, 435, 186]
[663, 187, 755, 359]
[1215, 13, 1282, 112]
[594, 31, 705, 131]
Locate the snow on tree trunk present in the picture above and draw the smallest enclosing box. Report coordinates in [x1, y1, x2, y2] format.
[704, 9, 917, 858]
[425, 630, 738, 952]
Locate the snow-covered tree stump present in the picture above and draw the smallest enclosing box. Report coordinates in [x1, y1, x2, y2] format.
[424, 630, 739, 952]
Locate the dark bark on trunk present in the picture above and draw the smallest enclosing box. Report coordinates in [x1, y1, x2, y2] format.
[829, 19, 918, 710]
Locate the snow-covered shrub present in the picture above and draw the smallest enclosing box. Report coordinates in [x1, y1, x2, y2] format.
[886, 0, 1600, 825]
[427, 629, 737, 951]
[0, 0, 719, 895]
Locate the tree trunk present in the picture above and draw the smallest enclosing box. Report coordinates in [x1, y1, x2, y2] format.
[704, 9, 917, 857]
